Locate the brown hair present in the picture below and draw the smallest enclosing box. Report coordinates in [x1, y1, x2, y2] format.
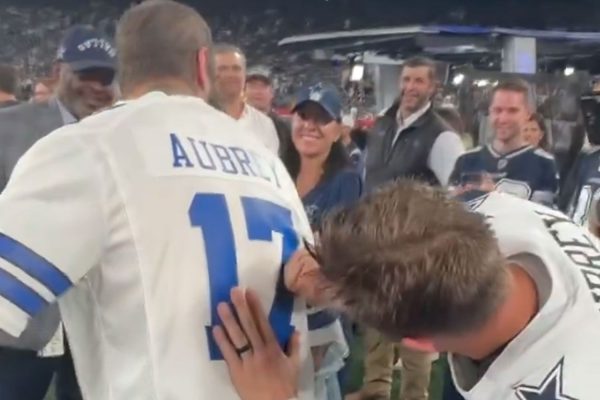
[436, 106, 464, 134]
[491, 78, 532, 109]
[116, 0, 212, 95]
[402, 56, 437, 82]
[317, 180, 509, 339]
[211, 43, 247, 67]
[528, 112, 551, 151]
[0, 64, 18, 95]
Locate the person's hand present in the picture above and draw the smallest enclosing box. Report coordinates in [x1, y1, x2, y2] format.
[284, 249, 333, 305]
[213, 287, 301, 400]
[479, 173, 496, 192]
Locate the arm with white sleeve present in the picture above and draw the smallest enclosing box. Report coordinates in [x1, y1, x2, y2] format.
[0, 128, 107, 350]
[428, 131, 465, 187]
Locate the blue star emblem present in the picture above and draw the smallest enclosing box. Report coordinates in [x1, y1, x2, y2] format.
[514, 359, 578, 400]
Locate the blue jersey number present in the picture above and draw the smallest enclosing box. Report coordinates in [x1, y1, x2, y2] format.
[189, 193, 298, 360]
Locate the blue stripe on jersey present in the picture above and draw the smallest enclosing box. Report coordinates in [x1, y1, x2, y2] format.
[0, 234, 72, 296]
[0, 267, 48, 316]
[308, 309, 339, 331]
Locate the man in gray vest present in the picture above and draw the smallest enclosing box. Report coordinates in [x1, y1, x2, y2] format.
[0, 25, 116, 400]
[362, 56, 464, 400]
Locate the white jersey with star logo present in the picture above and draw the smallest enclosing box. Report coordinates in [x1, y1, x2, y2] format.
[0, 92, 322, 400]
[450, 192, 600, 400]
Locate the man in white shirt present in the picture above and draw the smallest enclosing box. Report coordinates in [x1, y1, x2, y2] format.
[0, 1, 324, 399]
[216, 182, 600, 400]
[210, 44, 280, 154]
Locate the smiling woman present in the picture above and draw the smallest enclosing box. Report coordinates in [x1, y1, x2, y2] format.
[282, 83, 362, 399]
[282, 83, 363, 229]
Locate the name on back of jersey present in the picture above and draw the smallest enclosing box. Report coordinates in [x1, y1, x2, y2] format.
[535, 208, 600, 312]
[141, 131, 284, 189]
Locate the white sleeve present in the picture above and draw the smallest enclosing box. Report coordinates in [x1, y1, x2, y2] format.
[265, 117, 281, 155]
[427, 131, 465, 187]
[0, 130, 107, 338]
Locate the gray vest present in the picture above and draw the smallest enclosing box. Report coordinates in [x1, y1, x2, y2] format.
[365, 103, 451, 192]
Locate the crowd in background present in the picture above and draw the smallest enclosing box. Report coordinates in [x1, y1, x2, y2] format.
[0, 2, 599, 400]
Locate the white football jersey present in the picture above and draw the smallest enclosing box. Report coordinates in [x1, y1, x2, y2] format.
[450, 192, 600, 400]
[237, 103, 280, 155]
[0, 92, 316, 400]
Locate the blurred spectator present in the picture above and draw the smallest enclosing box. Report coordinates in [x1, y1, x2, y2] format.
[362, 56, 463, 400]
[245, 66, 274, 113]
[522, 112, 550, 151]
[0, 24, 116, 400]
[340, 113, 363, 172]
[282, 83, 361, 400]
[211, 44, 280, 154]
[561, 93, 600, 230]
[0, 63, 19, 108]
[246, 65, 291, 156]
[437, 106, 472, 149]
[31, 77, 56, 104]
[449, 79, 559, 206]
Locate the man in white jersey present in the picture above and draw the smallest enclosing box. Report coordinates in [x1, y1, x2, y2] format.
[0, 1, 322, 399]
[210, 44, 280, 155]
[214, 181, 600, 400]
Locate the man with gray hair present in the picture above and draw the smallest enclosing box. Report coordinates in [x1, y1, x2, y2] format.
[211, 44, 280, 154]
[0, 1, 323, 399]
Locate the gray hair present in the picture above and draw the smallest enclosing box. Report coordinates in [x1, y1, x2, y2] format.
[211, 43, 246, 68]
[116, 0, 212, 94]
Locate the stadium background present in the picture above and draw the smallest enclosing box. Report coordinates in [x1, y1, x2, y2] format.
[1, 0, 594, 398]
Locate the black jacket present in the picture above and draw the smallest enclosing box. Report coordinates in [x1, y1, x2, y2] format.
[365, 101, 452, 192]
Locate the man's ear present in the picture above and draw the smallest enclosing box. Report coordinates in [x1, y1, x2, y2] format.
[402, 337, 437, 353]
[196, 47, 211, 96]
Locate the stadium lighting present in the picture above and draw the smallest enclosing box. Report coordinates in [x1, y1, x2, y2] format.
[350, 63, 365, 82]
[452, 73, 465, 86]
[564, 66, 575, 76]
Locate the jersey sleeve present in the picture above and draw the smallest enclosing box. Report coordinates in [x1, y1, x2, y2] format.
[448, 154, 466, 188]
[335, 170, 363, 208]
[531, 156, 560, 206]
[0, 129, 107, 339]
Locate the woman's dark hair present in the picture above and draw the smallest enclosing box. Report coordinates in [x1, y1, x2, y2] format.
[282, 121, 350, 182]
[529, 113, 551, 152]
[350, 128, 369, 151]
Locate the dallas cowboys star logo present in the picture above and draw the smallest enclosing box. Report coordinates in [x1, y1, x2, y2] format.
[514, 359, 578, 400]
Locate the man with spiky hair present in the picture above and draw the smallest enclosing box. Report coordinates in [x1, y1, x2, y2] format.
[214, 181, 600, 400]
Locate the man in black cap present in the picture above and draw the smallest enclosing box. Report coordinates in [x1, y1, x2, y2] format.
[246, 66, 291, 156]
[0, 24, 116, 400]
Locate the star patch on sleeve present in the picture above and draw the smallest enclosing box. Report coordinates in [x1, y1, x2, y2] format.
[514, 358, 577, 400]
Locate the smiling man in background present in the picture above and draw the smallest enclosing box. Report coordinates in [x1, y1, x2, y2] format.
[211, 45, 280, 154]
[361, 56, 464, 400]
[0, 24, 116, 400]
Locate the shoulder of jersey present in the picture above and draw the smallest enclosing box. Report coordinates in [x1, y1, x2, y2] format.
[78, 94, 225, 131]
[461, 146, 484, 157]
[247, 104, 275, 123]
[533, 148, 555, 160]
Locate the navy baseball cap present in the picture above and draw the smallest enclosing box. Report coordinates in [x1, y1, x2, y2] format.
[293, 83, 342, 121]
[56, 25, 116, 72]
